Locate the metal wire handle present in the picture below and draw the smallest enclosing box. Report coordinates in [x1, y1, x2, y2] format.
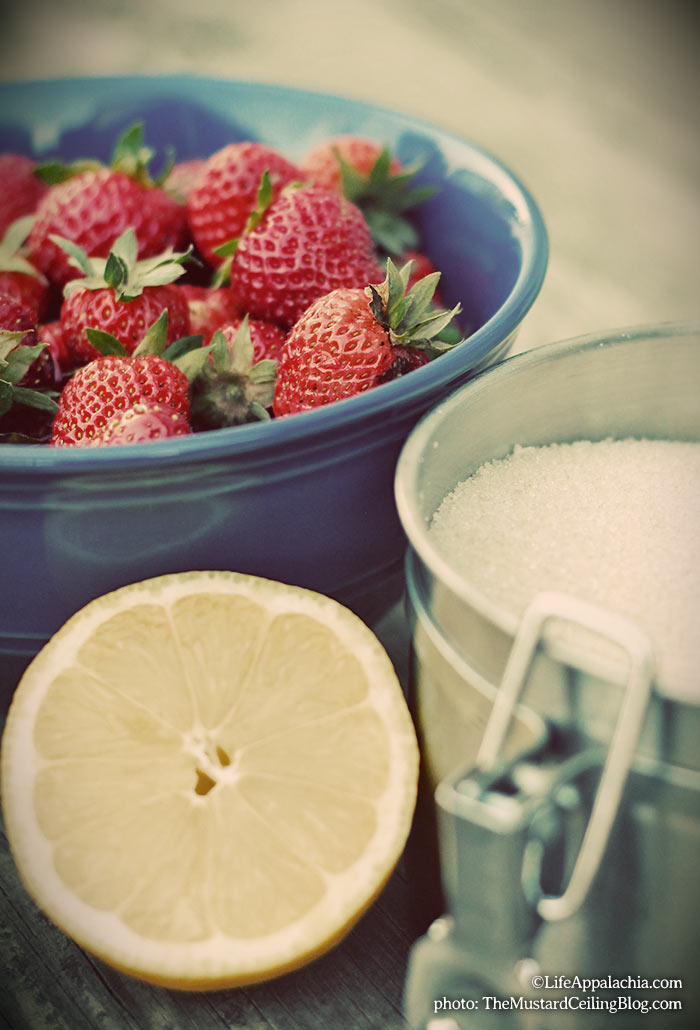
[476, 590, 655, 922]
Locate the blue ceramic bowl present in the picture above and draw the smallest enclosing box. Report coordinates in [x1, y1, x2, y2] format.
[0, 76, 548, 691]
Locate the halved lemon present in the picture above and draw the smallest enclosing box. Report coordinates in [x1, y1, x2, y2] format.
[1, 571, 418, 990]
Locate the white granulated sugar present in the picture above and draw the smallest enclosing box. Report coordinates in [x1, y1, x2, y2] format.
[430, 439, 700, 697]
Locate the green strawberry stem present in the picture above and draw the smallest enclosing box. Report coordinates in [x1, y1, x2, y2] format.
[190, 317, 278, 428]
[0, 335, 58, 418]
[56, 228, 195, 301]
[337, 148, 436, 258]
[36, 123, 173, 187]
[0, 216, 47, 281]
[367, 258, 463, 355]
[112, 121, 176, 186]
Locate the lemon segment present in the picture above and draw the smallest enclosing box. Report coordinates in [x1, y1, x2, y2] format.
[1, 570, 419, 989]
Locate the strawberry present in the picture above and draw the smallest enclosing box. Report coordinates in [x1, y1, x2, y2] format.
[51, 353, 191, 447]
[300, 135, 401, 194]
[228, 182, 383, 330]
[300, 137, 434, 260]
[0, 216, 50, 321]
[0, 292, 36, 347]
[0, 292, 59, 391]
[26, 124, 187, 289]
[38, 319, 72, 378]
[187, 142, 302, 268]
[273, 259, 461, 416]
[189, 317, 278, 430]
[181, 284, 242, 343]
[91, 401, 192, 446]
[57, 229, 193, 366]
[49, 312, 207, 447]
[0, 297, 59, 442]
[164, 159, 207, 204]
[0, 154, 49, 237]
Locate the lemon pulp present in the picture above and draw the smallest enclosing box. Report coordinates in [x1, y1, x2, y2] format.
[1, 571, 419, 989]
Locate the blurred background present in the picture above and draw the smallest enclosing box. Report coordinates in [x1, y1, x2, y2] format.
[1, 0, 698, 353]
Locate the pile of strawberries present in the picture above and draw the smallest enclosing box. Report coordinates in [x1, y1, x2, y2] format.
[0, 124, 462, 447]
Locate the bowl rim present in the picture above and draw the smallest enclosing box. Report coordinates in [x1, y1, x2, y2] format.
[0, 74, 549, 473]
[395, 318, 700, 648]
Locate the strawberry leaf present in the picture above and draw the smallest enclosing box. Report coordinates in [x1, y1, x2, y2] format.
[10, 385, 59, 414]
[0, 339, 58, 420]
[51, 234, 94, 278]
[34, 158, 102, 185]
[109, 226, 139, 271]
[85, 328, 129, 357]
[0, 337, 47, 384]
[162, 334, 206, 363]
[58, 229, 193, 300]
[172, 344, 215, 383]
[335, 146, 436, 258]
[406, 304, 463, 343]
[152, 145, 176, 188]
[364, 208, 420, 258]
[103, 250, 130, 294]
[213, 238, 239, 259]
[0, 379, 14, 418]
[366, 258, 463, 354]
[132, 310, 169, 357]
[245, 170, 274, 233]
[210, 252, 234, 289]
[397, 271, 441, 324]
[1, 214, 35, 256]
[0, 331, 34, 366]
[248, 358, 278, 386]
[111, 122, 155, 185]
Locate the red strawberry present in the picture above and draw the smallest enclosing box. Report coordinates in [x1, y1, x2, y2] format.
[0, 268, 49, 323]
[0, 292, 57, 389]
[49, 308, 208, 447]
[273, 259, 461, 416]
[63, 281, 190, 365]
[274, 287, 392, 413]
[0, 215, 50, 321]
[0, 291, 36, 347]
[51, 352, 191, 446]
[164, 159, 207, 204]
[26, 125, 187, 289]
[38, 319, 72, 378]
[300, 135, 401, 194]
[187, 142, 302, 268]
[58, 229, 192, 365]
[0, 154, 49, 237]
[91, 401, 191, 446]
[181, 284, 242, 343]
[229, 184, 383, 330]
[0, 295, 59, 442]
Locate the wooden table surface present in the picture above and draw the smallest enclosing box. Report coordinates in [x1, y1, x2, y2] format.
[1, 2, 698, 1028]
